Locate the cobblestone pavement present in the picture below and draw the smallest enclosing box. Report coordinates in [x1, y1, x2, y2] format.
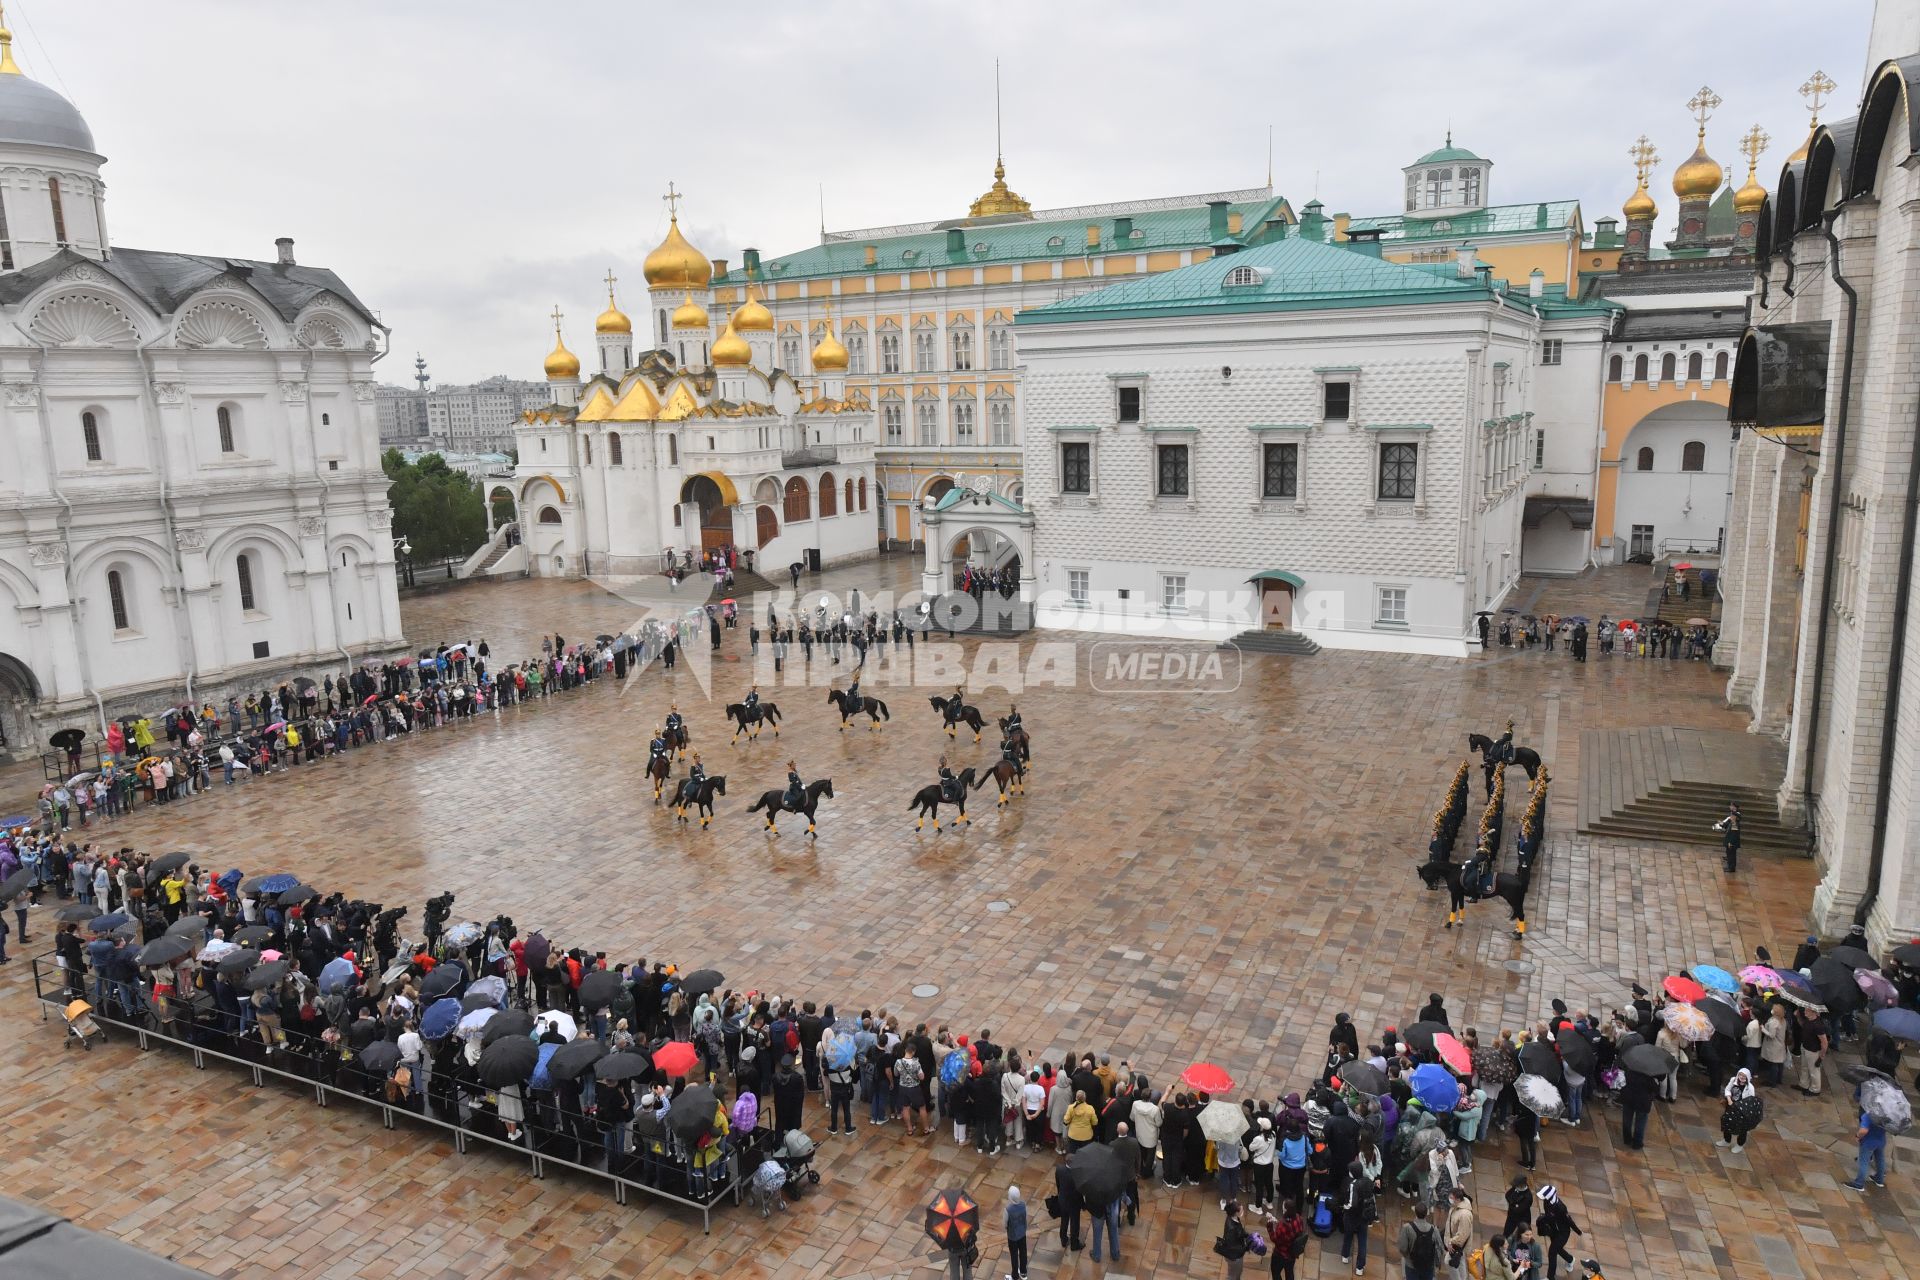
[0, 564, 1909, 1280]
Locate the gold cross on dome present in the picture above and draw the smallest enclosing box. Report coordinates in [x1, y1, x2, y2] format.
[1629, 135, 1660, 184]
[1800, 69, 1837, 127]
[603, 269, 618, 300]
[1740, 124, 1771, 170]
[550, 305, 564, 335]
[662, 182, 682, 219]
[1687, 85, 1722, 135]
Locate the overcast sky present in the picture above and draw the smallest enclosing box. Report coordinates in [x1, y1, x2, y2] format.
[10, 0, 1877, 384]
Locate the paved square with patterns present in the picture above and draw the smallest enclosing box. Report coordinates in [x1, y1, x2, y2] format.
[0, 561, 1910, 1280]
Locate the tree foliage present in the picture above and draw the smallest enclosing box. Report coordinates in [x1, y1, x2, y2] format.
[381, 448, 487, 561]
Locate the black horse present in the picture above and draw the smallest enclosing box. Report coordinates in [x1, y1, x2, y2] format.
[675, 775, 726, 827]
[745, 777, 834, 837]
[1417, 851, 1531, 937]
[996, 717, 1032, 764]
[826, 688, 890, 732]
[647, 752, 673, 802]
[1491, 865, 1533, 938]
[974, 757, 1025, 806]
[1467, 732, 1542, 781]
[663, 723, 690, 758]
[726, 701, 782, 742]
[929, 694, 983, 742]
[909, 766, 977, 831]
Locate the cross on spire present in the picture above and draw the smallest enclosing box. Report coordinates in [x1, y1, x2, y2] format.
[1740, 124, 1771, 173]
[603, 269, 618, 303]
[1686, 85, 1721, 137]
[550, 305, 564, 336]
[1800, 69, 1837, 127]
[662, 182, 682, 220]
[1629, 134, 1660, 185]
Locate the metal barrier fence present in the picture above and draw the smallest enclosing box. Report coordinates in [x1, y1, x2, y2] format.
[27, 953, 747, 1232]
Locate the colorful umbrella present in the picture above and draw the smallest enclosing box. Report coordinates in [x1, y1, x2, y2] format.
[1660, 1003, 1714, 1042]
[1663, 975, 1707, 1003]
[1690, 965, 1740, 994]
[1432, 1032, 1473, 1076]
[1777, 986, 1827, 1011]
[924, 1188, 981, 1250]
[1855, 969, 1899, 1009]
[1471, 1046, 1517, 1087]
[1409, 1063, 1460, 1112]
[420, 997, 462, 1040]
[1739, 965, 1782, 990]
[1515, 1073, 1565, 1118]
[653, 1040, 700, 1078]
[1180, 1062, 1234, 1094]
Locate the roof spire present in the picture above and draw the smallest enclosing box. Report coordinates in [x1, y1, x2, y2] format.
[0, 3, 21, 76]
[968, 60, 1031, 218]
[662, 181, 682, 222]
[994, 58, 1003, 169]
[603, 268, 619, 308]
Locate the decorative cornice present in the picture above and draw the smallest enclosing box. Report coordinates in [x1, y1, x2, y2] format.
[3, 381, 39, 408]
[27, 542, 67, 566]
[174, 528, 206, 553]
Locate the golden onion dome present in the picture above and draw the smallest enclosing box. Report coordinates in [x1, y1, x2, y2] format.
[1733, 169, 1768, 215]
[672, 292, 709, 330]
[732, 291, 774, 333]
[710, 320, 751, 368]
[643, 216, 713, 290]
[1623, 181, 1658, 222]
[811, 325, 849, 372]
[1672, 139, 1724, 199]
[544, 333, 581, 380]
[595, 302, 632, 335]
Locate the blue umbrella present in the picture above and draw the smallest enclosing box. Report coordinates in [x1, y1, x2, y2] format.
[940, 1048, 969, 1088]
[1776, 968, 1817, 995]
[0, 814, 33, 829]
[255, 873, 299, 895]
[1692, 964, 1740, 994]
[1410, 1062, 1460, 1113]
[319, 956, 356, 995]
[826, 1032, 856, 1071]
[531, 1041, 560, 1091]
[88, 912, 129, 932]
[1875, 1007, 1920, 1044]
[421, 997, 462, 1040]
[216, 869, 243, 894]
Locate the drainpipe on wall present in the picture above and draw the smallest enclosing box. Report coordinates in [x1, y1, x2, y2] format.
[298, 341, 355, 675]
[136, 335, 199, 705]
[27, 339, 109, 735]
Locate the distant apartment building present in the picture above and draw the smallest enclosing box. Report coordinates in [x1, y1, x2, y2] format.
[377, 374, 552, 453]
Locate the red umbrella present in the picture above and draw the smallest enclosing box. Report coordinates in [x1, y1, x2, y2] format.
[394, 656, 415, 666]
[362, 694, 379, 706]
[924, 1188, 980, 1250]
[1662, 975, 1707, 1003]
[652, 1040, 700, 1078]
[1432, 1032, 1473, 1076]
[1673, 561, 1695, 573]
[1180, 1062, 1234, 1094]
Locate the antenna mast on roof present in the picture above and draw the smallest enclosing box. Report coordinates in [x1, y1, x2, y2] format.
[1267, 124, 1273, 189]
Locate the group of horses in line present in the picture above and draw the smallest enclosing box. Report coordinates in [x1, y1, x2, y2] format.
[642, 692, 1036, 838]
[1415, 731, 1546, 936]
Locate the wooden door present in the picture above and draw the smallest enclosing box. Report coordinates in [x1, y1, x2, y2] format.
[1261, 582, 1293, 630]
[756, 504, 778, 548]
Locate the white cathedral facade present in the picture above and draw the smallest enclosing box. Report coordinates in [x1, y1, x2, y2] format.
[0, 25, 402, 755]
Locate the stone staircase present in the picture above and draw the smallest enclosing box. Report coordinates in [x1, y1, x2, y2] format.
[1219, 629, 1322, 656]
[1577, 726, 1805, 855]
[1647, 563, 1717, 624]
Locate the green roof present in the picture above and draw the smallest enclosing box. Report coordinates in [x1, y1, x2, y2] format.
[739, 194, 1292, 285]
[930, 485, 1027, 515]
[1346, 199, 1581, 243]
[1412, 142, 1485, 165]
[1704, 185, 1736, 237]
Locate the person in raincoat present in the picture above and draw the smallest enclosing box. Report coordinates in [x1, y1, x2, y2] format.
[1716, 1068, 1761, 1155]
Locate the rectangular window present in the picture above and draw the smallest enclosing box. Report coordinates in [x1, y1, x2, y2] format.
[880, 334, 900, 374]
[848, 334, 867, 375]
[252, 641, 271, 659]
[1067, 569, 1089, 604]
[989, 328, 1011, 370]
[107, 570, 130, 631]
[915, 401, 937, 446]
[1533, 428, 1546, 470]
[1160, 574, 1187, 613]
[1540, 339, 1563, 366]
[951, 329, 973, 371]
[780, 337, 800, 370]
[217, 406, 236, 454]
[1378, 442, 1418, 501]
[1117, 385, 1142, 423]
[953, 401, 975, 444]
[1377, 586, 1408, 626]
[82, 411, 102, 462]
[48, 176, 67, 247]
[884, 403, 903, 444]
[236, 554, 256, 611]
[1462, 168, 1481, 205]
[989, 400, 1012, 446]
[0, 190, 13, 270]
[1060, 442, 1091, 494]
[1261, 441, 1298, 499]
[1155, 444, 1189, 497]
[1425, 168, 1452, 206]
[913, 330, 935, 372]
[1323, 381, 1351, 421]
[1491, 373, 1507, 419]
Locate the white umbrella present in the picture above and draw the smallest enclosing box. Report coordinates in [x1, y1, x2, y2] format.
[380, 961, 412, 986]
[1862, 1077, 1913, 1135]
[1196, 1098, 1249, 1144]
[457, 1007, 498, 1038]
[196, 940, 237, 962]
[1516, 1073, 1565, 1118]
[537, 1009, 578, 1041]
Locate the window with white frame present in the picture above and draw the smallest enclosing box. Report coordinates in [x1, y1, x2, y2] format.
[1462, 168, 1482, 206]
[1322, 380, 1352, 422]
[883, 399, 903, 444]
[988, 396, 1013, 446]
[107, 566, 132, 631]
[1376, 585, 1408, 626]
[780, 332, 801, 371]
[217, 404, 238, 453]
[236, 552, 259, 613]
[1067, 569, 1089, 605]
[81, 408, 104, 462]
[913, 326, 936, 372]
[953, 399, 975, 444]
[1533, 428, 1546, 470]
[1160, 573, 1188, 613]
[1540, 339, 1562, 366]
[1378, 442, 1419, 501]
[951, 327, 973, 371]
[847, 329, 867, 375]
[880, 330, 901, 373]
[988, 325, 1012, 369]
[1491, 369, 1508, 419]
[1116, 382, 1143, 423]
[915, 398, 938, 446]
[1155, 443, 1189, 497]
[1059, 441, 1091, 495]
[1262, 441, 1298, 499]
[1425, 168, 1452, 206]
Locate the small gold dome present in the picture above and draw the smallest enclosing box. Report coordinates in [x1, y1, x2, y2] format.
[595, 303, 632, 335]
[811, 325, 849, 372]
[1623, 181, 1658, 222]
[544, 334, 581, 380]
[672, 292, 709, 330]
[711, 320, 751, 368]
[1672, 139, 1724, 199]
[1733, 171, 1768, 215]
[643, 216, 713, 290]
[732, 291, 773, 333]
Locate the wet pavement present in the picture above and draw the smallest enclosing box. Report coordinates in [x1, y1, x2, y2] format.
[0, 562, 1908, 1280]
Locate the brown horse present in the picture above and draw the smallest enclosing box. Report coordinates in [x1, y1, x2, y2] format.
[996, 718, 1032, 764]
[972, 758, 1025, 806]
[647, 752, 673, 802]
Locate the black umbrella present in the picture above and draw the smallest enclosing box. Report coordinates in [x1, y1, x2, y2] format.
[53, 903, 98, 925]
[1067, 1142, 1129, 1207]
[144, 852, 192, 884]
[1811, 956, 1867, 1013]
[421, 967, 463, 1000]
[1694, 998, 1746, 1041]
[1724, 1093, 1764, 1136]
[1892, 942, 1920, 969]
[50, 727, 86, 750]
[579, 969, 622, 1009]
[460, 990, 500, 1014]
[275, 884, 318, 906]
[0, 867, 34, 902]
[239, 874, 294, 896]
[1400, 1021, 1447, 1056]
[244, 960, 290, 991]
[482, 1008, 538, 1047]
[1554, 1027, 1596, 1077]
[1840, 1062, 1892, 1086]
[548, 1039, 607, 1082]
[216, 950, 261, 978]
[595, 634, 615, 645]
[668, 1083, 719, 1150]
[1620, 1043, 1676, 1077]
[1335, 1061, 1389, 1095]
[679, 968, 724, 998]
[231, 925, 273, 946]
[360, 1040, 402, 1073]
[522, 932, 551, 969]
[476, 1035, 540, 1088]
[1829, 945, 1879, 972]
[165, 915, 209, 938]
[1518, 1040, 1562, 1083]
[594, 1051, 652, 1083]
[293, 677, 317, 694]
[137, 935, 194, 966]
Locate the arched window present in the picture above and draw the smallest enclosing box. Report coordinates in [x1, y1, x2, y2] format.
[538, 506, 562, 524]
[1636, 447, 1654, 471]
[1632, 354, 1649, 382]
[845, 478, 854, 513]
[321, 412, 330, 426]
[217, 405, 237, 453]
[608, 432, 622, 466]
[819, 471, 838, 517]
[47, 176, 67, 247]
[1608, 354, 1623, 382]
[858, 476, 868, 511]
[81, 409, 102, 462]
[1681, 441, 1706, 472]
[1659, 353, 1676, 382]
[1224, 265, 1262, 287]
[236, 553, 257, 611]
[1713, 350, 1729, 380]
[1686, 352, 1703, 381]
[106, 568, 130, 631]
[584, 437, 593, 466]
[783, 476, 811, 522]
[667, 436, 678, 466]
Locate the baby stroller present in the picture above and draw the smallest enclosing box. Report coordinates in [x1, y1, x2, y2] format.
[764, 1128, 820, 1199]
[64, 999, 106, 1051]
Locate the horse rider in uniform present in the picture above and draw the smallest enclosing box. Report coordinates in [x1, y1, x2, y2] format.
[938, 755, 961, 804]
[678, 751, 709, 821]
[782, 760, 804, 811]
